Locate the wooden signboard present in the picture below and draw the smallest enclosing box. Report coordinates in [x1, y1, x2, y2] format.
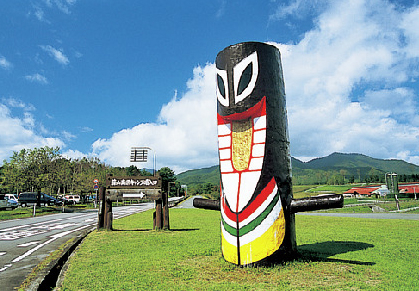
[105, 174, 162, 201]
[104, 174, 167, 230]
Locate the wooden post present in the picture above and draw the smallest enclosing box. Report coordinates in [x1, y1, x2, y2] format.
[104, 197, 113, 230]
[97, 187, 106, 229]
[154, 198, 163, 230]
[162, 191, 170, 230]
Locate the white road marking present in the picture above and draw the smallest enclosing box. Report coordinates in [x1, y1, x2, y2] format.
[0, 225, 30, 232]
[11, 224, 93, 263]
[1, 206, 146, 277]
[67, 214, 92, 220]
[0, 229, 47, 241]
[48, 223, 78, 230]
[32, 219, 63, 226]
[0, 264, 12, 272]
[17, 241, 40, 247]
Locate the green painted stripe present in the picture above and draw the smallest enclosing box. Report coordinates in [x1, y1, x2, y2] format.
[221, 193, 280, 237]
[221, 215, 237, 236]
[238, 193, 279, 236]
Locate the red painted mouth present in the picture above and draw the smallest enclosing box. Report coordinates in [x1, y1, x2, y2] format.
[217, 96, 267, 213]
[217, 97, 266, 122]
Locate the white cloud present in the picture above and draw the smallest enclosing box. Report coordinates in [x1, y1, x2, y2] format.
[53, 0, 76, 14]
[0, 99, 65, 162]
[92, 63, 218, 173]
[40, 45, 69, 65]
[270, 0, 419, 165]
[92, 0, 419, 172]
[62, 130, 76, 141]
[33, 5, 49, 23]
[32, 0, 76, 21]
[216, 0, 226, 18]
[269, 0, 328, 21]
[62, 149, 88, 161]
[0, 56, 13, 70]
[25, 73, 49, 84]
[80, 126, 93, 133]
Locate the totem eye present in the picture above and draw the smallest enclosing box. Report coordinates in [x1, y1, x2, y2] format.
[216, 69, 229, 107]
[237, 62, 252, 96]
[233, 51, 258, 104]
[217, 74, 226, 98]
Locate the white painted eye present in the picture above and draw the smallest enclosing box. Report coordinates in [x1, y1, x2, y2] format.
[233, 51, 258, 104]
[216, 68, 229, 107]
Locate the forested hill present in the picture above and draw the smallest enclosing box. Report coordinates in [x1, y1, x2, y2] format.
[294, 152, 419, 173]
[176, 152, 419, 186]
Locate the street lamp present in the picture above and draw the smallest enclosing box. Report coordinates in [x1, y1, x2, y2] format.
[385, 172, 400, 210]
[130, 147, 156, 176]
[181, 184, 187, 197]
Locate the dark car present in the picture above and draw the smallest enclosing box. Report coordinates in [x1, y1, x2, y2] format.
[18, 192, 63, 207]
[58, 197, 73, 205]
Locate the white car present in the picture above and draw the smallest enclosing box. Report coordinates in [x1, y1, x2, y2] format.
[5, 194, 18, 202]
[0, 194, 18, 210]
[64, 195, 81, 204]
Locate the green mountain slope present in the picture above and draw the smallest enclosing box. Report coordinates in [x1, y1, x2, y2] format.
[176, 165, 220, 187]
[176, 152, 419, 187]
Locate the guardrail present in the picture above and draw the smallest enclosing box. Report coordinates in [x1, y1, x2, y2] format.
[168, 196, 186, 207]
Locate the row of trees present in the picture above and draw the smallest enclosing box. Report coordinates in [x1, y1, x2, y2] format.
[188, 182, 220, 200]
[0, 147, 183, 197]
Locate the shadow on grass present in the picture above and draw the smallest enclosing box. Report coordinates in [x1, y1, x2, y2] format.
[112, 229, 153, 232]
[111, 228, 199, 232]
[297, 241, 375, 266]
[169, 228, 199, 232]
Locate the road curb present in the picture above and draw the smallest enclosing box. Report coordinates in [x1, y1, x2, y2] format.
[23, 227, 94, 291]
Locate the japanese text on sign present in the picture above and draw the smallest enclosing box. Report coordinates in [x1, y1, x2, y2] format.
[110, 178, 158, 187]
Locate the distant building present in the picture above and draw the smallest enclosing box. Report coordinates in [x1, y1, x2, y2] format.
[344, 183, 419, 198]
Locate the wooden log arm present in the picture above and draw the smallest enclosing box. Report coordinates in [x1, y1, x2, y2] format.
[193, 194, 343, 213]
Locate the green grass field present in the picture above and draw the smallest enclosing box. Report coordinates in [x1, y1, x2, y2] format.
[0, 206, 62, 220]
[57, 208, 419, 291]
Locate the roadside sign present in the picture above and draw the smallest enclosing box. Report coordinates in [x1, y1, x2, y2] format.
[94, 184, 99, 190]
[93, 179, 99, 183]
[130, 148, 148, 162]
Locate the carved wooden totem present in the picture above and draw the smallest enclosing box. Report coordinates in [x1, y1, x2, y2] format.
[216, 42, 296, 265]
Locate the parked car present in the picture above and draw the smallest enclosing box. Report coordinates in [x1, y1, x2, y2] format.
[5, 194, 18, 202]
[59, 197, 73, 205]
[64, 195, 81, 204]
[7, 199, 18, 208]
[18, 192, 62, 207]
[0, 194, 18, 210]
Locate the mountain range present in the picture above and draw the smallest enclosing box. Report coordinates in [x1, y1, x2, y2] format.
[176, 152, 419, 186]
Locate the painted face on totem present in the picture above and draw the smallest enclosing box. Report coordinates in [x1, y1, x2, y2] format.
[216, 42, 293, 266]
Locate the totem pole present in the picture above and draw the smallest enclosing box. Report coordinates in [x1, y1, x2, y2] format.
[215, 42, 294, 266]
[194, 42, 343, 266]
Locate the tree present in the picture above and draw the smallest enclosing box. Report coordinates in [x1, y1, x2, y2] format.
[126, 165, 141, 176]
[1, 147, 61, 193]
[125, 165, 152, 176]
[158, 167, 178, 197]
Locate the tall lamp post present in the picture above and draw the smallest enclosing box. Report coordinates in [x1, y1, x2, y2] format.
[386, 172, 400, 210]
[130, 147, 156, 176]
[181, 185, 187, 197]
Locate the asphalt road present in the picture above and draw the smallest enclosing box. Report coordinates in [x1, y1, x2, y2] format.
[0, 204, 153, 291]
[173, 195, 203, 209]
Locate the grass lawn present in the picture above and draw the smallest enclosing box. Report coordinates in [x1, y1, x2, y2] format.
[0, 206, 63, 220]
[57, 208, 419, 290]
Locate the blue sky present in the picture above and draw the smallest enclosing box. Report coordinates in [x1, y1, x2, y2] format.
[1, 0, 419, 173]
